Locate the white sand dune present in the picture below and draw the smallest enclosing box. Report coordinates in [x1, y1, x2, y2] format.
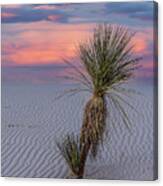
[1, 84, 156, 180]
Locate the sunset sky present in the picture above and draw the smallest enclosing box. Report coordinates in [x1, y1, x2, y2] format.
[1, 2, 157, 85]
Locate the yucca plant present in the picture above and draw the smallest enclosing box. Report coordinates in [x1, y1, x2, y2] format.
[57, 24, 142, 178]
[56, 134, 82, 178]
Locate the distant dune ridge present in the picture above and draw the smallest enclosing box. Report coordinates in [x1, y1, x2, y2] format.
[1, 84, 154, 180]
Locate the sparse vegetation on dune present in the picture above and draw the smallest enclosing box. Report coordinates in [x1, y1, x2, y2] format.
[57, 24, 142, 178]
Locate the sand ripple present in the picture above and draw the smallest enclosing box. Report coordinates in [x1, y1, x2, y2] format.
[1, 85, 155, 180]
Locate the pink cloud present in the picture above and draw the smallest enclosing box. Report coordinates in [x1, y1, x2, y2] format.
[142, 61, 154, 69]
[47, 15, 62, 21]
[1, 12, 16, 18]
[2, 21, 154, 81]
[2, 22, 94, 66]
[2, 5, 22, 9]
[131, 29, 152, 54]
[33, 5, 58, 10]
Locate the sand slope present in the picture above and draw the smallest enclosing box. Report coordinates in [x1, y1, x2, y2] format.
[1, 84, 155, 180]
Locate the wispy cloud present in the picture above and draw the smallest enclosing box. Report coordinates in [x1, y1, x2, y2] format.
[1, 12, 17, 18]
[106, 2, 153, 21]
[1, 2, 154, 25]
[33, 5, 58, 10]
[2, 22, 94, 66]
[1, 2, 156, 84]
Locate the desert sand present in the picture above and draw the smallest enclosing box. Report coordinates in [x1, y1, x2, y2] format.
[1, 82, 155, 180]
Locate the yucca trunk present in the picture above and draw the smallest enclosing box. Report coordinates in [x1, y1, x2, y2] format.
[77, 94, 106, 178]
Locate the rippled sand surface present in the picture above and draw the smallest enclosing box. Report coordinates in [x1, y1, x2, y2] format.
[1, 84, 156, 180]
